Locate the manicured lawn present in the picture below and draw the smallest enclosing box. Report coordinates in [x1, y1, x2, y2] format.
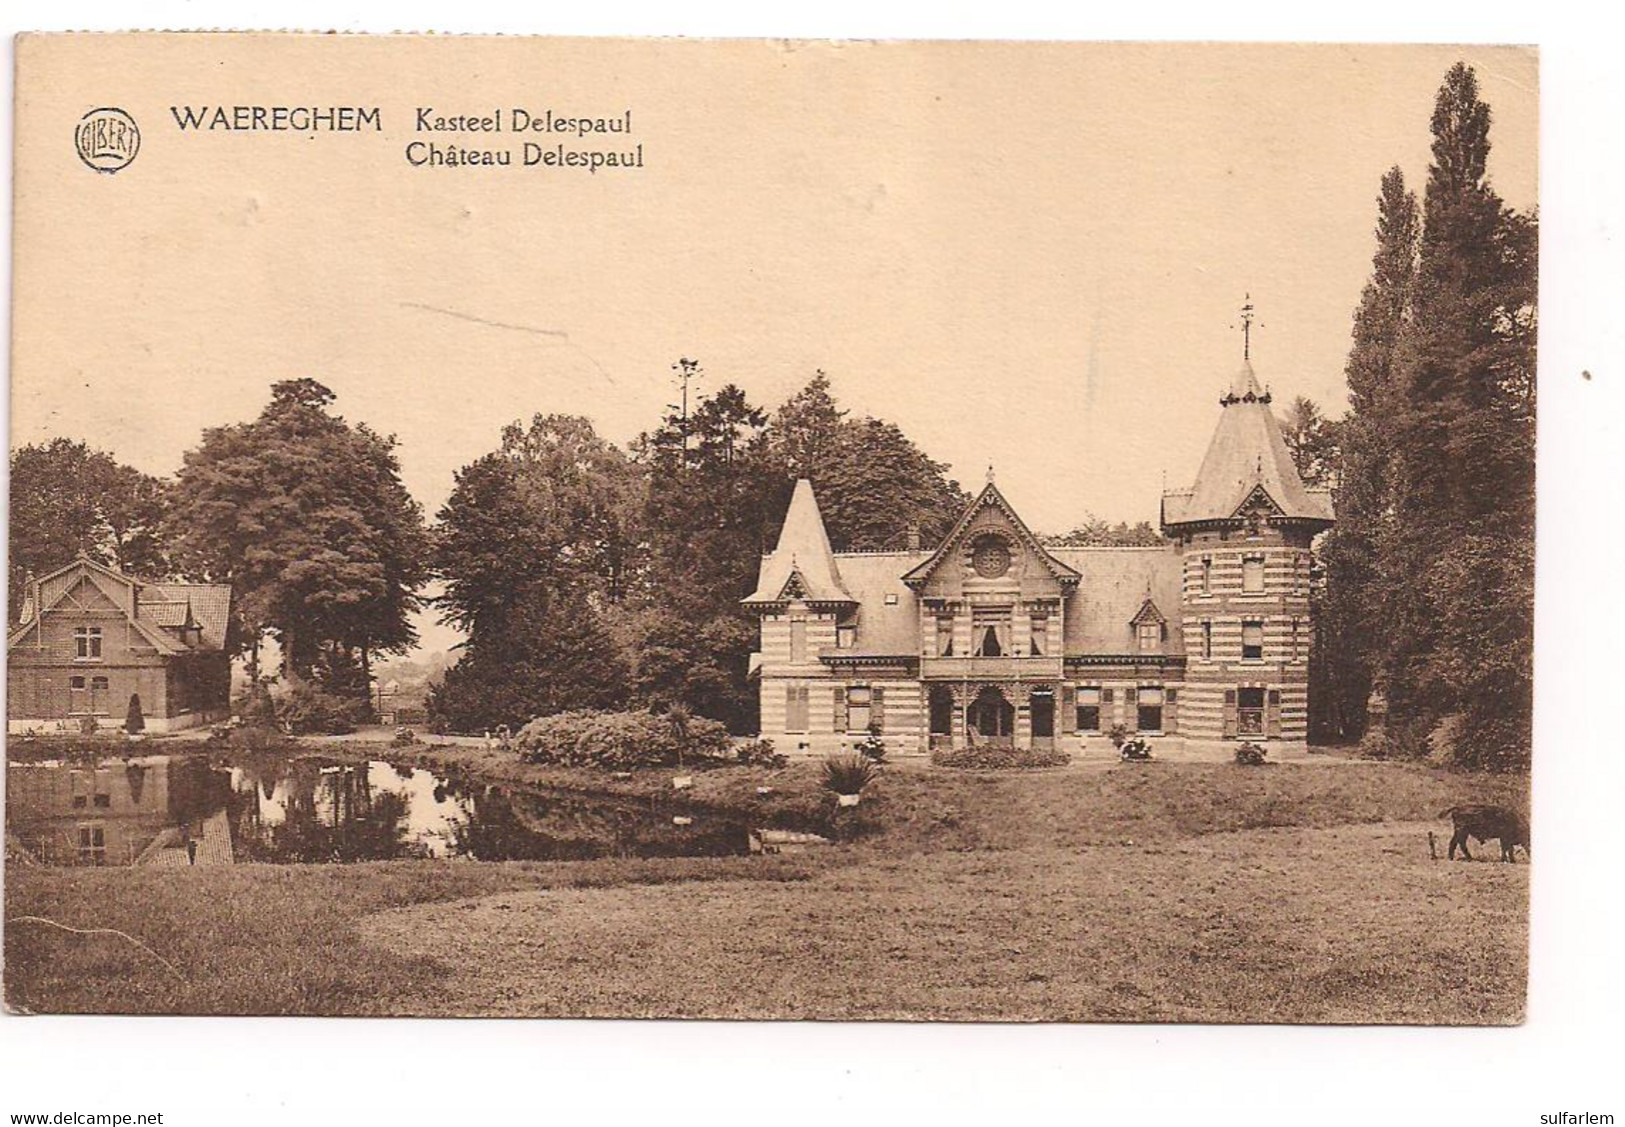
[4, 756, 1527, 1021]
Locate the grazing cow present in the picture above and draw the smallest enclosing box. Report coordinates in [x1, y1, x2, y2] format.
[1440, 804, 1529, 862]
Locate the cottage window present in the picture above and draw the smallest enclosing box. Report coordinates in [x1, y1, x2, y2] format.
[846, 686, 872, 733]
[76, 824, 107, 866]
[784, 684, 810, 734]
[1137, 622, 1160, 653]
[789, 618, 807, 663]
[1137, 686, 1165, 732]
[1075, 687, 1102, 732]
[1242, 620, 1265, 660]
[90, 675, 110, 715]
[1202, 621, 1213, 660]
[68, 675, 90, 714]
[972, 607, 1012, 657]
[1243, 556, 1265, 594]
[935, 615, 955, 657]
[1237, 687, 1266, 736]
[75, 626, 103, 660]
[1201, 556, 1213, 594]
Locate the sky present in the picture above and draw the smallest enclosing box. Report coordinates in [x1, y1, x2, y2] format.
[11, 38, 1538, 655]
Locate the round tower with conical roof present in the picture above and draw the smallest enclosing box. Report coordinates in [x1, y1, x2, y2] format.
[1160, 359, 1335, 756]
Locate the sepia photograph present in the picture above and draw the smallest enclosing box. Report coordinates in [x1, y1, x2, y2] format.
[2, 34, 1542, 1030]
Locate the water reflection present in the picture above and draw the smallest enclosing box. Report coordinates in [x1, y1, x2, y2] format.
[7, 753, 750, 866]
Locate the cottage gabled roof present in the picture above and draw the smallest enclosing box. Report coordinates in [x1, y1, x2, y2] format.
[901, 480, 1081, 590]
[1162, 361, 1334, 529]
[743, 479, 854, 605]
[7, 556, 232, 654]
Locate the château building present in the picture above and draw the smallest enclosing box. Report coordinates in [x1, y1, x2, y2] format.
[744, 358, 1334, 759]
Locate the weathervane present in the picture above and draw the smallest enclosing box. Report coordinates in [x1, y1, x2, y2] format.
[1233, 294, 1262, 362]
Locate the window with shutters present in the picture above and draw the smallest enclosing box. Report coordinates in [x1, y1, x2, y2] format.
[1237, 687, 1265, 736]
[1242, 620, 1264, 660]
[1075, 686, 1101, 732]
[1242, 555, 1265, 594]
[1165, 688, 1179, 734]
[846, 686, 872, 733]
[870, 686, 886, 733]
[1124, 686, 1139, 730]
[1266, 688, 1283, 738]
[1137, 686, 1164, 732]
[784, 684, 809, 733]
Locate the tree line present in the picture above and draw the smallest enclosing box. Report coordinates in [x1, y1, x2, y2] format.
[7, 62, 1533, 769]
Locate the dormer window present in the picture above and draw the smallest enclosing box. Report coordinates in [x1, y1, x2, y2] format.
[1137, 622, 1160, 653]
[836, 625, 856, 649]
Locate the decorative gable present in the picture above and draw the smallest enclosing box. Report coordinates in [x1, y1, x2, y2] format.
[901, 482, 1080, 593]
[1130, 597, 1167, 627]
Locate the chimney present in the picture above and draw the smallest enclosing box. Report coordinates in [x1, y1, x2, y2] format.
[906, 524, 922, 551]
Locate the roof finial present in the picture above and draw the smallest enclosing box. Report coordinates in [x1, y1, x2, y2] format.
[1239, 293, 1256, 362]
[986, 464, 996, 486]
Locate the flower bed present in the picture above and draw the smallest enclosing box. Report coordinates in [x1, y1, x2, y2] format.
[930, 745, 1070, 770]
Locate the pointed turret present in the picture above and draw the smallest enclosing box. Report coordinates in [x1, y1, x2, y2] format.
[1162, 361, 1334, 531]
[743, 479, 854, 605]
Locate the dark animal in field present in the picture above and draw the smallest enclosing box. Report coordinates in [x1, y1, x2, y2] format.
[1440, 804, 1529, 862]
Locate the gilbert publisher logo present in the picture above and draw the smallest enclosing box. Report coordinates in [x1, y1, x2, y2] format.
[74, 107, 140, 173]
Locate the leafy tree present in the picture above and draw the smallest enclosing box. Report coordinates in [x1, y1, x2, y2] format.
[1280, 397, 1340, 491]
[436, 414, 645, 639]
[1315, 168, 1420, 743]
[8, 439, 171, 616]
[427, 594, 630, 733]
[166, 379, 432, 696]
[1372, 64, 1536, 769]
[1046, 517, 1164, 547]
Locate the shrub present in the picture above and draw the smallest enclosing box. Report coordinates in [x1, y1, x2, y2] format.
[931, 745, 1070, 770]
[734, 738, 788, 769]
[277, 686, 370, 735]
[515, 709, 733, 770]
[1107, 722, 1131, 750]
[124, 693, 145, 735]
[822, 754, 878, 796]
[857, 728, 887, 764]
[209, 724, 296, 754]
[1234, 742, 1267, 766]
[1119, 738, 1153, 762]
[391, 728, 420, 749]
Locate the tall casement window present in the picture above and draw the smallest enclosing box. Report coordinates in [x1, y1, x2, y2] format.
[74, 626, 103, 660]
[789, 618, 807, 663]
[1137, 686, 1165, 732]
[68, 675, 90, 714]
[972, 606, 1012, 658]
[1241, 620, 1265, 660]
[1290, 617, 1301, 662]
[845, 686, 872, 733]
[1137, 622, 1160, 653]
[784, 684, 810, 734]
[1075, 687, 1102, 732]
[935, 615, 955, 657]
[1242, 555, 1266, 594]
[1201, 556, 1213, 594]
[90, 676, 110, 714]
[1029, 614, 1049, 657]
[836, 624, 856, 649]
[1202, 621, 1213, 660]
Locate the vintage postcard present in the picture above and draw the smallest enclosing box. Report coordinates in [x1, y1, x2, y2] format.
[5, 35, 1536, 1023]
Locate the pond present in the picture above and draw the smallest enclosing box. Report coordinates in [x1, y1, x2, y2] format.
[5, 752, 753, 866]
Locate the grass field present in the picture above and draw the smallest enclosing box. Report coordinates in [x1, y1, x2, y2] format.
[4, 754, 1528, 1022]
